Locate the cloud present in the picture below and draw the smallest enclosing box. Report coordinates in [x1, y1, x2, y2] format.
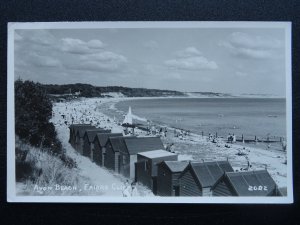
[28, 53, 62, 67]
[220, 32, 283, 59]
[59, 37, 126, 72]
[176, 47, 202, 57]
[15, 30, 128, 74]
[60, 38, 104, 54]
[80, 51, 127, 62]
[67, 51, 127, 72]
[235, 48, 273, 59]
[230, 32, 282, 49]
[16, 30, 56, 46]
[165, 47, 218, 71]
[87, 40, 105, 49]
[165, 57, 218, 70]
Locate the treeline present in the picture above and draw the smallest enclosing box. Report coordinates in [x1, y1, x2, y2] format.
[42, 83, 186, 98]
[15, 80, 75, 181]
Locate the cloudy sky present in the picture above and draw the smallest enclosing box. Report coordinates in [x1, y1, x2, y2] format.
[14, 27, 287, 96]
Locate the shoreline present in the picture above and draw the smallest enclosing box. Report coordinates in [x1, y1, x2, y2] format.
[100, 96, 286, 147]
[54, 97, 287, 189]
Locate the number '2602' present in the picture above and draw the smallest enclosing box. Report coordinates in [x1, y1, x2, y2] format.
[248, 186, 268, 191]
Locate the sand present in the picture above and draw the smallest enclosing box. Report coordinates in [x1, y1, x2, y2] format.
[52, 97, 287, 189]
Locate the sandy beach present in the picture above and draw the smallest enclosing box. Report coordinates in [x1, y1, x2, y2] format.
[52, 96, 287, 190]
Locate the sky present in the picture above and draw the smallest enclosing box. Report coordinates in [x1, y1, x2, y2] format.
[14, 26, 287, 96]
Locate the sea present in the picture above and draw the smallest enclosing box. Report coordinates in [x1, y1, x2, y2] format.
[114, 98, 286, 143]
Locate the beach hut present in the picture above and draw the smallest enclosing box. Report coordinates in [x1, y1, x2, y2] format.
[178, 161, 234, 196]
[103, 136, 133, 172]
[69, 124, 93, 148]
[93, 133, 123, 165]
[135, 150, 178, 194]
[75, 127, 99, 154]
[82, 129, 111, 158]
[212, 170, 282, 196]
[156, 161, 189, 196]
[119, 137, 165, 179]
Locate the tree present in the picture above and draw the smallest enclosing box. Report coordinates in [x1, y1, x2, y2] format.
[15, 80, 61, 153]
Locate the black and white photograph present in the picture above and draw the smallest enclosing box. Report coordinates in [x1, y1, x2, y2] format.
[7, 22, 293, 203]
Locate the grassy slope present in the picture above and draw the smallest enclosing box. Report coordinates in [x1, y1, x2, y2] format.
[16, 138, 90, 196]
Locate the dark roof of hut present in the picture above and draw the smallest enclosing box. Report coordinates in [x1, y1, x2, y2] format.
[182, 161, 234, 188]
[108, 136, 129, 153]
[69, 124, 94, 132]
[77, 127, 98, 138]
[84, 129, 111, 142]
[162, 161, 189, 173]
[221, 170, 278, 196]
[124, 137, 165, 155]
[95, 133, 123, 147]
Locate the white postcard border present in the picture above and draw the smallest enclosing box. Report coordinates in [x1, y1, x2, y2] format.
[7, 21, 293, 204]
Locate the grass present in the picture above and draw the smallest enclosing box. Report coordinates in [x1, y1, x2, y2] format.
[16, 137, 89, 196]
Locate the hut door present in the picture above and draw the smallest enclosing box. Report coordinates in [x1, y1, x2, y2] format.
[174, 186, 180, 196]
[118, 155, 121, 174]
[152, 177, 157, 195]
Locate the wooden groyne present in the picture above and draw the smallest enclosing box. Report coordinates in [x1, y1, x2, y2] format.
[235, 135, 285, 144]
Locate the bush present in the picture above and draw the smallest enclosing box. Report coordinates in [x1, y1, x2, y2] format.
[15, 79, 62, 153]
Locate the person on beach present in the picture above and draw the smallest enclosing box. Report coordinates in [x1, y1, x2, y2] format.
[281, 139, 287, 151]
[232, 134, 236, 143]
[122, 180, 131, 197]
[225, 143, 231, 148]
[227, 133, 231, 143]
[151, 126, 156, 135]
[174, 129, 178, 137]
[131, 182, 138, 196]
[166, 143, 174, 152]
[156, 128, 160, 136]
[208, 133, 213, 141]
[229, 135, 233, 143]
[245, 156, 252, 170]
[122, 185, 131, 197]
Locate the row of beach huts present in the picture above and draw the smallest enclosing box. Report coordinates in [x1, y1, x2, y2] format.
[69, 124, 282, 197]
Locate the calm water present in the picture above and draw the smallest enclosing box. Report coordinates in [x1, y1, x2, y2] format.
[115, 98, 286, 140]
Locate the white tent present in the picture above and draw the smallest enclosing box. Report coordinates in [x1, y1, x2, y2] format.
[122, 106, 133, 125]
